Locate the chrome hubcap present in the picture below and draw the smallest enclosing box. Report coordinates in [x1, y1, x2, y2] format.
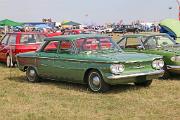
[92, 76, 100, 86]
[29, 70, 35, 77]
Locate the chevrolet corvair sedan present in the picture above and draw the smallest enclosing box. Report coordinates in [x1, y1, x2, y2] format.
[16, 34, 164, 92]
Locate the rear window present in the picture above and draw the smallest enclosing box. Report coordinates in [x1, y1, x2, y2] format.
[20, 34, 45, 44]
[75, 37, 114, 51]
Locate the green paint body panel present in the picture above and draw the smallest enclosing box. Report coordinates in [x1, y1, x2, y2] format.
[118, 34, 180, 73]
[16, 34, 164, 85]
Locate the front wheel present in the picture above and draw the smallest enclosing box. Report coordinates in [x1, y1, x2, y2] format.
[134, 80, 152, 87]
[26, 67, 40, 82]
[87, 70, 110, 93]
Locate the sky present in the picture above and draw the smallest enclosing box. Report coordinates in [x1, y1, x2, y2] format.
[0, 0, 178, 24]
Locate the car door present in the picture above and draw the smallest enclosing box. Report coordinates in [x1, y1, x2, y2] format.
[53, 40, 82, 83]
[7, 34, 17, 61]
[0, 34, 10, 61]
[36, 40, 59, 79]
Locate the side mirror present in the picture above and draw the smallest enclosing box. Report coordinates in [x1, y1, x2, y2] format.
[137, 45, 143, 50]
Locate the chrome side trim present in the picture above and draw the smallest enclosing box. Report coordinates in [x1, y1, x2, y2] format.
[107, 70, 164, 79]
[25, 56, 118, 64]
[167, 65, 180, 70]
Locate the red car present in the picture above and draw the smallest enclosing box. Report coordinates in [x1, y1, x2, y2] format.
[0, 32, 46, 67]
[46, 31, 62, 37]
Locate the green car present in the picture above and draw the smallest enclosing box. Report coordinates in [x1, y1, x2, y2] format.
[16, 34, 164, 92]
[117, 33, 180, 77]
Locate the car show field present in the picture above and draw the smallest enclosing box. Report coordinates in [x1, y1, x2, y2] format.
[1, 0, 180, 119]
[0, 62, 179, 120]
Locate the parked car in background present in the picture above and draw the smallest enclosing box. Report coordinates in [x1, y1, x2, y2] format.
[112, 27, 127, 34]
[105, 28, 113, 33]
[63, 29, 86, 35]
[112, 25, 144, 34]
[0, 32, 46, 67]
[121, 25, 141, 33]
[96, 28, 107, 34]
[117, 33, 180, 77]
[16, 34, 164, 92]
[46, 31, 62, 37]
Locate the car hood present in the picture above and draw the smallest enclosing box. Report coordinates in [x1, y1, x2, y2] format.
[78, 52, 162, 63]
[162, 46, 180, 55]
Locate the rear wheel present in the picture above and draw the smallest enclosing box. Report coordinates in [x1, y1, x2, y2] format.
[87, 70, 110, 92]
[26, 67, 40, 82]
[6, 55, 14, 67]
[134, 80, 152, 87]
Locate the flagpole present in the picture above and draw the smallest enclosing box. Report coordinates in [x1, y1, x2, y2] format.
[176, 0, 180, 20]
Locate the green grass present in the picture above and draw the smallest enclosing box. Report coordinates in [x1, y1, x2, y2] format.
[0, 63, 179, 120]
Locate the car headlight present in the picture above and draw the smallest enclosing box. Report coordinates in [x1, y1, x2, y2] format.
[171, 56, 180, 62]
[152, 59, 164, 70]
[110, 64, 125, 74]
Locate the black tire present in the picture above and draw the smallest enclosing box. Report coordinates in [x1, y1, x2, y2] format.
[6, 55, 14, 67]
[87, 70, 110, 93]
[134, 80, 152, 87]
[101, 31, 105, 34]
[135, 29, 140, 33]
[26, 66, 40, 83]
[162, 65, 170, 79]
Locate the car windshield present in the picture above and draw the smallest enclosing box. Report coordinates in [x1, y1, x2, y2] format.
[144, 35, 175, 49]
[75, 37, 122, 53]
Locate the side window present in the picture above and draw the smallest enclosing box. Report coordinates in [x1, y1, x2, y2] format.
[1, 34, 10, 45]
[35, 34, 45, 43]
[144, 37, 157, 49]
[43, 41, 59, 53]
[118, 38, 126, 48]
[125, 37, 140, 49]
[99, 38, 112, 49]
[83, 38, 99, 51]
[76, 39, 85, 49]
[20, 34, 36, 44]
[59, 40, 73, 54]
[8, 35, 16, 45]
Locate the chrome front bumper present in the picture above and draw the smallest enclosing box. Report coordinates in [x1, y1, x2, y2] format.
[167, 65, 180, 73]
[107, 70, 164, 80]
[167, 65, 180, 70]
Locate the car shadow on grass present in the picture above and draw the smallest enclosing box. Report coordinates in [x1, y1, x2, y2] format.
[107, 84, 143, 94]
[7, 75, 143, 93]
[159, 74, 180, 81]
[0, 62, 7, 68]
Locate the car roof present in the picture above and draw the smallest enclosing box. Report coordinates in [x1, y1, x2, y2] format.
[122, 33, 168, 38]
[44, 34, 109, 41]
